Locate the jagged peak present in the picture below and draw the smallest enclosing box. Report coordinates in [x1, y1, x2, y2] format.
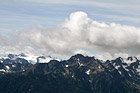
[70, 54, 95, 59]
[8, 54, 17, 59]
[72, 54, 85, 58]
[127, 56, 137, 61]
[18, 53, 27, 57]
[69, 54, 85, 61]
[112, 57, 123, 63]
[112, 56, 138, 63]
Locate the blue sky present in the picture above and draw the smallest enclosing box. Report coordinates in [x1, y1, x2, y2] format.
[0, 0, 140, 59]
[1, 0, 140, 36]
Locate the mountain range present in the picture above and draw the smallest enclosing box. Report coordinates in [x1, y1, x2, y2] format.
[0, 53, 60, 73]
[0, 53, 139, 93]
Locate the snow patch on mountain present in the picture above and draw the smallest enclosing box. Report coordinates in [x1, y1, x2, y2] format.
[66, 65, 69, 67]
[0, 53, 61, 64]
[86, 69, 90, 75]
[122, 57, 137, 66]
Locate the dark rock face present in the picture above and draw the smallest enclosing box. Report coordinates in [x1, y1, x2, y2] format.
[0, 62, 5, 69]
[0, 54, 139, 93]
[0, 57, 32, 73]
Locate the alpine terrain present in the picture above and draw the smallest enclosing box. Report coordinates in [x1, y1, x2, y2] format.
[0, 53, 139, 93]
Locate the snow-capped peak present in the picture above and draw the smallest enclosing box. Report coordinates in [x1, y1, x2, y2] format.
[111, 56, 140, 78]
[122, 56, 137, 66]
[0, 53, 61, 64]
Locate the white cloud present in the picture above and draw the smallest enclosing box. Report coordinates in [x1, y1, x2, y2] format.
[1, 11, 140, 60]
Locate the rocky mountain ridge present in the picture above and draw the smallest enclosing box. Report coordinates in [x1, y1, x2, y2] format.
[0, 54, 139, 93]
[0, 53, 60, 73]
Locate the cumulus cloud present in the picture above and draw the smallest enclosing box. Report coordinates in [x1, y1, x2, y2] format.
[1, 11, 140, 60]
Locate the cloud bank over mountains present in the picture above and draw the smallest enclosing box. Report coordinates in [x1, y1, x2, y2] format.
[1, 11, 140, 60]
